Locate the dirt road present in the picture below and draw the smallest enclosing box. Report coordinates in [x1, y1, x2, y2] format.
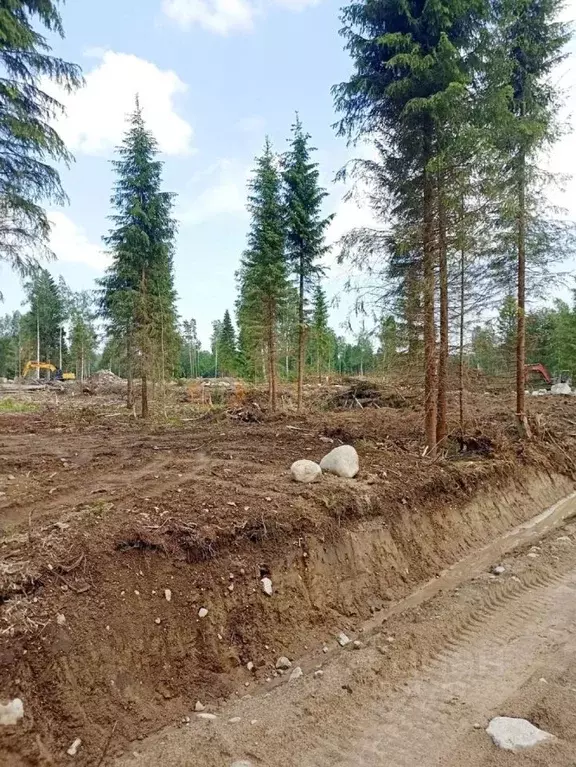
[117, 516, 576, 767]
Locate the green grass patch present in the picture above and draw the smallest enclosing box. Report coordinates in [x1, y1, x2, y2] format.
[0, 397, 39, 413]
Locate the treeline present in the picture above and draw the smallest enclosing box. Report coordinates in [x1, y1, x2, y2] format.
[472, 295, 576, 379]
[0, 271, 97, 380]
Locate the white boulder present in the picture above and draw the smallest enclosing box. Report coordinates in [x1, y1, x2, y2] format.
[290, 459, 322, 484]
[289, 666, 303, 682]
[275, 656, 292, 669]
[261, 577, 273, 596]
[0, 698, 23, 726]
[320, 445, 359, 478]
[552, 382, 572, 395]
[336, 632, 351, 647]
[487, 717, 554, 751]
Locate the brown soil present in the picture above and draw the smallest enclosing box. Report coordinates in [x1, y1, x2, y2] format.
[1, 385, 576, 765]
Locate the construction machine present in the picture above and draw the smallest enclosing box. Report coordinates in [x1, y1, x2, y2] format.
[524, 363, 572, 388]
[22, 361, 76, 381]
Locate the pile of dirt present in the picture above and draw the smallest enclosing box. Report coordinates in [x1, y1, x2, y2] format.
[85, 369, 126, 394]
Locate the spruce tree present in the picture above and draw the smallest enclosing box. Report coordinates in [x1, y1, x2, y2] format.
[238, 139, 288, 408]
[334, 0, 487, 453]
[282, 116, 333, 409]
[218, 310, 237, 377]
[22, 267, 65, 374]
[100, 99, 178, 417]
[491, 0, 569, 434]
[0, 1, 82, 275]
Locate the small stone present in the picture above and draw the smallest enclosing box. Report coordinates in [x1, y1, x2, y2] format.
[67, 738, 82, 757]
[0, 698, 24, 726]
[246, 661, 254, 672]
[320, 445, 359, 479]
[56, 613, 66, 626]
[275, 656, 292, 670]
[261, 577, 273, 596]
[487, 717, 554, 750]
[195, 701, 205, 712]
[229, 717, 242, 723]
[492, 565, 506, 575]
[198, 607, 209, 618]
[527, 552, 538, 559]
[289, 666, 303, 682]
[314, 670, 324, 678]
[182, 716, 190, 724]
[322, 646, 329, 654]
[154, 618, 161, 625]
[231, 762, 253, 767]
[386, 636, 395, 643]
[196, 712, 217, 721]
[473, 723, 482, 730]
[353, 640, 363, 650]
[164, 589, 172, 601]
[134, 590, 140, 596]
[251, 719, 258, 725]
[336, 632, 351, 647]
[290, 459, 322, 484]
[556, 536, 571, 543]
[228, 583, 234, 592]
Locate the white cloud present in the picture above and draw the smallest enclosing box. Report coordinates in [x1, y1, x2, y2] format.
[162, 0, 254, 34]
[179, 159, 249, 225]
[47, 51, 193, 156]
[48, 212, 110, 270]
[162, 0, 321, 34]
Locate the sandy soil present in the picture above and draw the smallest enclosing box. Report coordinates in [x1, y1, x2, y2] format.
[118, 508, 576, 767]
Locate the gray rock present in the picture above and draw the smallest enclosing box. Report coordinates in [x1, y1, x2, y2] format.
[320, 445, 359, 478]
[275, 656, 292, 669]
[195, 701, 205, 711]
[261, 577, 273, 596]
[353, 640, 363, 650]
[492, 565, 506, 575]
[487, 717, 554, 751]
[229, 716, 242, 723]
[197, 712, 217, 720]
[336, 632, 351, 647]
[198, 607, 208, 618]
[289, 666, 303, 682]
[290, 459, 322, 484]
[231, 762, 253, 767]
[0, 698, 23, 726]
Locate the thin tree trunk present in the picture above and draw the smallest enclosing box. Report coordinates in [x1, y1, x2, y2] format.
[36, 308, 40, 379]
[126, 335, 134, 408]
[423, 170, 437, 455]
[436, 175, 448, 446]
[268, 299, 277, 410]
[297, 263, 305, 411]
[459, 223, 466, 434]
[141, 372, 149, 419]
[516, 150, 531, 438]
[188, 344, 193, 379]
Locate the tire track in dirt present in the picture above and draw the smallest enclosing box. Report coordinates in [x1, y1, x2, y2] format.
[300, 568, 576, 767]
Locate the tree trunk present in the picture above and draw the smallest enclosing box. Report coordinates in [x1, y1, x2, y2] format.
[36, 308, 40, 379]
[516, 151, 531, 437]
[297, 262, 305, 411]
[126, 335, 134, 408]
[141, 372, 149, 419]
[267, 299, 277, 410]
[436, 175, 448, 446]
[188, 344, 193, 379]
[423, 170, 437, 455]
[459, 222, 466, 435]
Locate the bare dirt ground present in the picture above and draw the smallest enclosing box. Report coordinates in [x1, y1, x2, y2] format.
[1, 380, 576, 765]
[117, 502, 576, 767]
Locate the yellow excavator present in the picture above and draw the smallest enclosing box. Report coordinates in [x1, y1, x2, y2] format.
[22, 361, 76, 381]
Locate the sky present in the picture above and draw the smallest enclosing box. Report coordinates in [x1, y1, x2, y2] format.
[1, 0, 576, 346]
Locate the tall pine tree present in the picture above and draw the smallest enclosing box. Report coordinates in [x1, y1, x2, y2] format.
[238, 139, 288, 409]
[218, 310, 237, 377]
[100, 99, 178, 417]
[0, 1, 82, 276]
[282, 116, 333, 409]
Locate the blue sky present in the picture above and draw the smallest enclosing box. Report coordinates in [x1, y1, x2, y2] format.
[2, 0, 576, 346]
[1, 0, 369, 346]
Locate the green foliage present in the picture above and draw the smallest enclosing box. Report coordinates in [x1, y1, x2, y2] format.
[21, 267, 65, 370]
[218, 310, 237, 377]
[99, 99, 178, 399]
[311, 284, 330, 379]
[0, 397, 37, 413]
[0, 1, 82, 276]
